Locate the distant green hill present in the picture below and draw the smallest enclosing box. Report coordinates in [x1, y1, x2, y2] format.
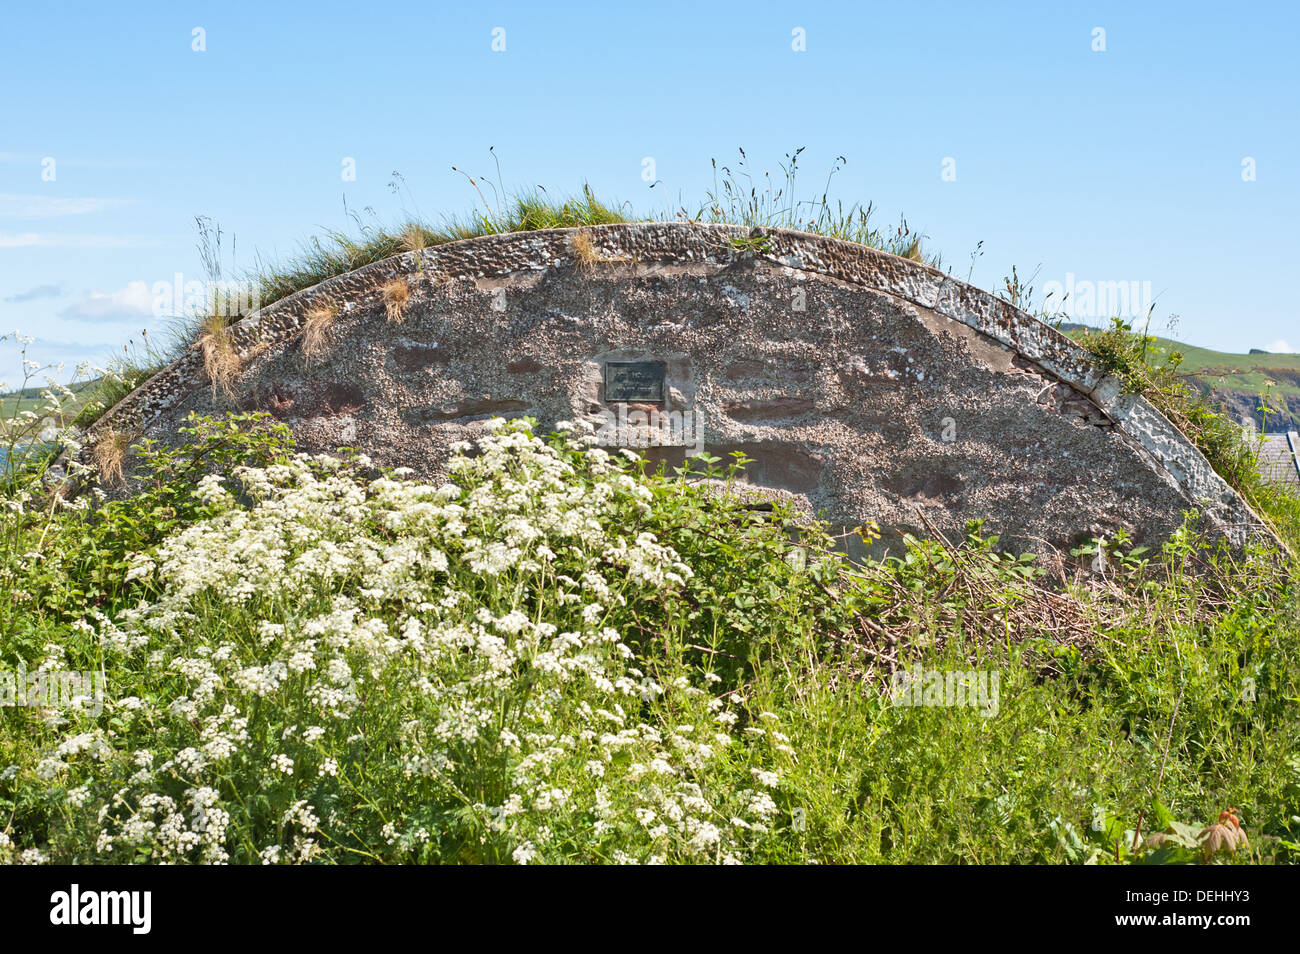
[1062, 324, 1300, 431]
[0, 379, 98, 422]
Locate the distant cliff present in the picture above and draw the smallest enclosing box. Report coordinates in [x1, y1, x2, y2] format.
[1062, 324, 1300, 431]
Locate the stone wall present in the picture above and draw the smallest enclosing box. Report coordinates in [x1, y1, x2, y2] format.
[88, 223, 1278, 559]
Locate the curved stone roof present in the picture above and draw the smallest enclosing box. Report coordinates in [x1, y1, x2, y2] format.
[88, 223, 1278, 556]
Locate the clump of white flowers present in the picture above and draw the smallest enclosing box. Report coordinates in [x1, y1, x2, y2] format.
[5, 418, 793, 864]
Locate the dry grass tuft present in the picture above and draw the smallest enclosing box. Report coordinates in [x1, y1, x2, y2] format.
[571, 229, 600, 270]
[301, 302, 339, 366]
[92, 429, 131, 487]
[382, 277, 411, 323]
[197, 314, 242, 398]
[399, 223, 429, 253]
[899, 237, 925, 263]
[571, 228, 629, 272]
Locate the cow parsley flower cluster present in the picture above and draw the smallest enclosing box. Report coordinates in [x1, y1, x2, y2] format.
[10, 418, 793, 864]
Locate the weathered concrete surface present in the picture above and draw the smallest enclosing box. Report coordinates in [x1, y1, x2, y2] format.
[89, 223, 1278, 559]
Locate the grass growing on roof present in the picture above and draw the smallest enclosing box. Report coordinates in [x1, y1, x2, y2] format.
[248, 186, 629, 310]
[1075, 318, 1300, 552]
[25, 150, 946, 433]
[243, 149, 941, 315]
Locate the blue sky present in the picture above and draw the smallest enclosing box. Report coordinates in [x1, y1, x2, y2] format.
[2, 0, 1297, 387]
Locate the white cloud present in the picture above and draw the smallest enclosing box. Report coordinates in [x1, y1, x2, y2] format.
[0, 232, 163, 248]
[0, 194, 130, 217]
[3, 283, 64, 303]
[1267, 340, 1295, 354]
[59, 281, 154, 321]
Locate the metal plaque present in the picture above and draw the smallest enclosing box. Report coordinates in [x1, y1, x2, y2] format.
[604, 361, 666, 403]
